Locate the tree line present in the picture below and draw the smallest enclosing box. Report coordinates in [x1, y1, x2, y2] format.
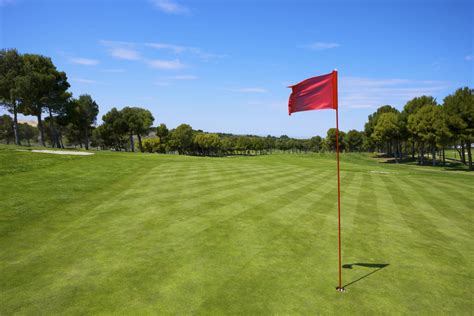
[91, 109, 368, 155]
[364, 90, 473, 169]
[1, 49, 472, 169]
[0, 49, 99, 149]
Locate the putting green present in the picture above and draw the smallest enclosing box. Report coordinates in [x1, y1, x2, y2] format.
[0, 146, 472, 314]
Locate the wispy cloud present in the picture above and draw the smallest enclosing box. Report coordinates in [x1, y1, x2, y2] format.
[71, 78, 99, 84]
[154, 81, 170, 86]
[99, 39, 222, 68]
[99, 40, 141, 60]
[305, 42, 341, 51]
[70, 57, 99, 66]
[146, 42, 225, 61]
[171, 75, 198, 80]
[466, 55, 473, 61]
[228, 88, 268, 93]
[150, 0, 190, 15]
[110, 48, 140, 60]
[146, 59, 186, 70]
[339, 77, 451, 109]
[145, 42, 186, 53]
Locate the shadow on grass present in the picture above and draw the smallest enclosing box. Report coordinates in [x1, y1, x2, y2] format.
[342, 263, 389, 288]
[373, 154, 471, 172]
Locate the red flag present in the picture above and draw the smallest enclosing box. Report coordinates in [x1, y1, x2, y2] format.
[288, 70, 338, 115]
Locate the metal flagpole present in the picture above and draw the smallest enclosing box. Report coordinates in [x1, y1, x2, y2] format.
[335, 107, 344, 291]
[334, 70, 344, 292]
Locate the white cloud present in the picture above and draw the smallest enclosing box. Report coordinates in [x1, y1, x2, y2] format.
[110, 48, 140, 60]
[147, 59, 185, 70]
[70, 57, 99, 66]
[466, 55, 473, 61]
[305, 42, 341, 51]
[228, 88, 268, 93]
[154, 81, 170, 86]
[145, 42, 186, 53]
[99, 40, 141, 60]
[339, 77, 451, 109]
[150, 0, 189, 14]
[171, 75, 198, 80]
[146, 42, 225, 61]
[71, 78, 99, 84]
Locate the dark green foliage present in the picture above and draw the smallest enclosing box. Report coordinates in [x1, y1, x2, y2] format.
[66, 95, 99, 150]
[345, 130, 365, 152]
[169, 123, 194, 154]
[0, 115, 14, 144]
[18, 123, 38, 146]
[0, 49, 24, 145]
[121, 107, 154, 152]
[443, 87, 474, 169]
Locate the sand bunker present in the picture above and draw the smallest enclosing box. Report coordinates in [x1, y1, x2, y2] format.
[31, 150, 94, 156]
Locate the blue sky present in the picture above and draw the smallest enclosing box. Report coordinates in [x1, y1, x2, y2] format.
[1, 0, 472, 137]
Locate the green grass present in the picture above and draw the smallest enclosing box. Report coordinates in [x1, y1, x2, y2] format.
[0, 145, 472, 314]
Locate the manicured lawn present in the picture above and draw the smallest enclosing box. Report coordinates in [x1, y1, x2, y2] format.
[0, 146, 472, 314]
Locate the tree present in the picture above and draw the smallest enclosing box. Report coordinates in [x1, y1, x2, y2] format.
[408, 105, 447, 166]
[364, 105, 399, 152]
[193, 133, 221, 155]
[309, 136, 323, 152]
[372, 112, 402, 161]
[69, 95, 99, 150]
[443, 87, 474, 169]
[345, 130, 365, 152]
[101, 107, 129, 150]
[402, 96, 437, 158]
[18, 122, 38, 146]
[16, 54, 70, 147]
[326, 128, 345, 152]
[0, 114, 14, 144]
[169, 124, 193, 154]
[121, 107, 154, 152]
[0, 49, 24, 145]
[156, 123, 169, 139]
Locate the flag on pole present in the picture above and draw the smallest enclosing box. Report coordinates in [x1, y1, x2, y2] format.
[287, 70, 345, 292]
[288, 70, 338, 115]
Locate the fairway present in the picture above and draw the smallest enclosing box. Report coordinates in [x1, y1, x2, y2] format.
[0, 147, 472, 314]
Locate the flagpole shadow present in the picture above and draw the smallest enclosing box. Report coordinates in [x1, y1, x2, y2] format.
[342, 263, 389, 288]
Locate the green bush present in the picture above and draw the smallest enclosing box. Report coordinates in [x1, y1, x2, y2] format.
[142, 137, 161, 153]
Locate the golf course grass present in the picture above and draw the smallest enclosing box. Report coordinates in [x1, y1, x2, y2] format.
[1, 145, 472, 314]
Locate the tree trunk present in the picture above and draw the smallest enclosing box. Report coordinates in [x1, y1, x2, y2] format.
[419, 142, 424, 165]
[442, 148, 446, 165]
[12, 104, 21, 146]
[394, 140, 398, 163]
[467, 140, 472, 170]
[10, 92, 21, 146]
[137, 134, 143, 152]
[48, 108, 60, 148]
[460, 141, 466, 164]
[84, 126, 89, 150]
[37, 113, 46, 146]
[129, 133, 135, 152]
[411, 141, 415, 159]
[431, 142, 436, 166]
